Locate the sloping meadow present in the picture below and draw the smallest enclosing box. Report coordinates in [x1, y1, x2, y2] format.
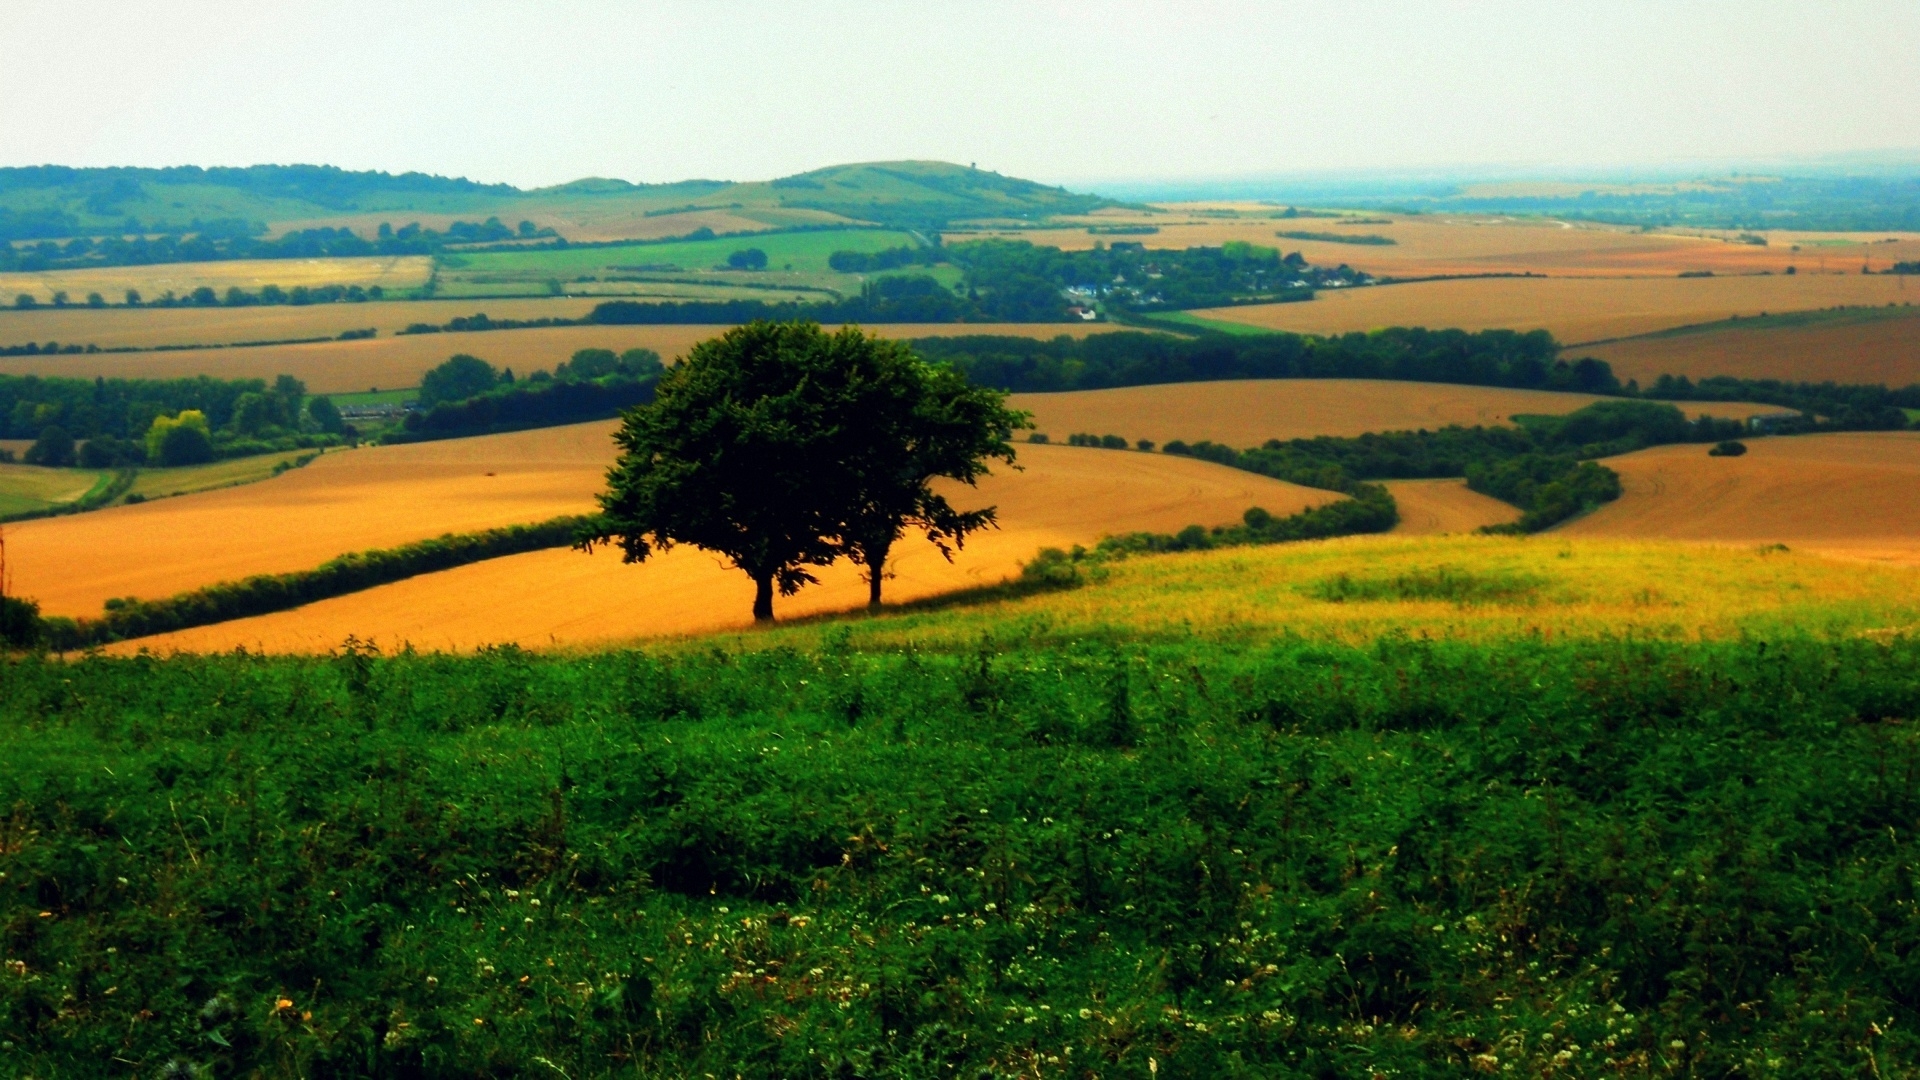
[2, 631, 1918, 1076]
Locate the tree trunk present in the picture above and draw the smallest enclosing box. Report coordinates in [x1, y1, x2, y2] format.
[752, 572, 775, 622]
[865, 540, 891, 608]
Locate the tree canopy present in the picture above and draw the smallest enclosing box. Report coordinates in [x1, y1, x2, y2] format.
[581, 322, 1023, 621]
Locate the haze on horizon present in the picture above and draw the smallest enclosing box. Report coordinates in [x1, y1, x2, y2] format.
[3, 0, 1919, 192]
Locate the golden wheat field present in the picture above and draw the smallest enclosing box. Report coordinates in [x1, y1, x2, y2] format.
[969, 209, 1920, 278]
[0, 322, 1118, 393]
[95, 442, 1340, 654]
[1560, 432, 1920, 564]
[1189, 273, 1917, 344]
[0, 256, 433, 306]
[1381, 479, 1520, 534]
[1012, 379, 1774, 448]
[1583, 305, 1920, 386]
[0, 297, 607, 349]
[6, 422, 623, 616]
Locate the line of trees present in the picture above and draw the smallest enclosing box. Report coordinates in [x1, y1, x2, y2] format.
[913, 327, 1617, 394]
[0, 217, 556, 273]
[395, 349, 666, 441]
[0, 372, 347, 465]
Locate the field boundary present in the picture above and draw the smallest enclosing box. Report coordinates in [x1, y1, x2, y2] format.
[39, 514, 596, 649]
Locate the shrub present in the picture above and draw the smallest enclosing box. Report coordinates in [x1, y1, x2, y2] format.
[1709, 439, 1749, 457]
[144, 409, 216, 465]
[23, 425, 76, 467]
[726, 247, 768, 270]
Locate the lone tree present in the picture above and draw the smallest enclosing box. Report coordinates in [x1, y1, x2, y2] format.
[582, 321, 1022, 621]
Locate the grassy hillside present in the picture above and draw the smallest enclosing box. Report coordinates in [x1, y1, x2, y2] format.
[0, 161, 1112, 242]
[4, 535, 1919, 1076]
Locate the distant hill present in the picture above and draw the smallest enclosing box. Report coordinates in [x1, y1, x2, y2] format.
[0, 160, 1113, 242]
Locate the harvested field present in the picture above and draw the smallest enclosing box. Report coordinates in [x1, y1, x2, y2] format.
[1383, 479, 1520, 534]
[961, 209, 1920, 278]
[6, 423, 623, 617]
[0, 323, 1118, 393]
[1582, 304, 1920, 386]
[96, 443, 1339, 654]
[0, 257, 432, 307]
[1012, 379, 1776, 448]
[1560, 432, 1920, 565]
[1189, 274, 1916, 345]
[0, 297, 604, 350]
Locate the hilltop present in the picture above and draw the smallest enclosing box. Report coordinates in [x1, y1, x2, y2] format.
[0, 160, 1114, 242]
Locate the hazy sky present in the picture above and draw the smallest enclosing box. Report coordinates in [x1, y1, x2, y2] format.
[4, 1, 1918, 190]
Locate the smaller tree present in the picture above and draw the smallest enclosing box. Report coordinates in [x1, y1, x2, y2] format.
[146, 411, 215, 466]
[419, 354, 501, 407]
[620, 348, 665, 378]
[582, 322, 850, 621]
[308, 395, 346, 434]
[13, 294, 35, 309]
[727, 248, 769, 270]
[24, 426, 76, 468]
[86, 292, 106, 308]
[124, 289, 142, 306]
[821, 334, 1026, 607]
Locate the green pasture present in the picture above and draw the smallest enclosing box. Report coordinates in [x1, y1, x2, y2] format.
[0, 462, 107, 516]
[436, 228, 959, 299]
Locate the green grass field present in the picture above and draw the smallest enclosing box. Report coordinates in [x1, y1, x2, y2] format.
[5, 533, 1920, 1075]
[0, 450, 319, 519]
[0, 462, 106, 516]
[122, 448, 320, 502]
[437, 228, 960, 300]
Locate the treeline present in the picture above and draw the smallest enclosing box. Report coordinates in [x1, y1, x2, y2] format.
[1642, 372, 1917, 429]
[0, 217, 557, 273]
[398, 311, 582, 335]
[9, 283, 387, 310]
[914, 327, 1618, 394]
[827, 245, 949, 272]
[392, 349, 665, 441]
[33, 516, 591, 650]
[1160, 400, 1751, 531]
[589, 274, 1002, 325]
[1094, 483, 1400, 555]
[0, 372, 346, 465]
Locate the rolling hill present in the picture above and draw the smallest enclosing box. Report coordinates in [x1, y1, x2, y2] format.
[0, 160, 1114, 243]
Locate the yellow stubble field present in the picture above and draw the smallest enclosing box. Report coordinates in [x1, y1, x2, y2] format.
[1187, 274, 1917, 345]
[1582, 305, 1920, 386]
[0, 297, 606, 349]
[0, 322, 1120, 394]
[1561, 432, 1920, 565]
[92, 441, 1340, 654]
[0, 256, 433, 307]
